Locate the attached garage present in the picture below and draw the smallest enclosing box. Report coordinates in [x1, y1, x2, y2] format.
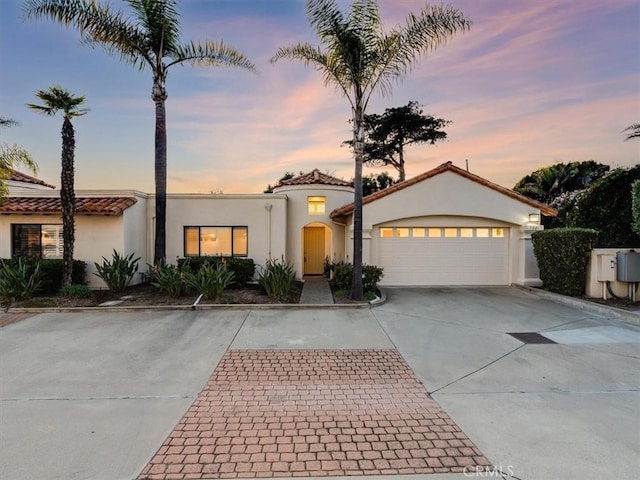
[375, 225, 509, 286]
[331, 162, 558, 287]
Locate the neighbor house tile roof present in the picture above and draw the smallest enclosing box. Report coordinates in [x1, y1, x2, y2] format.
[9, 171, 56, 189]
[277, 168, 353, 187]
[0, 196, 137, 216]
[330, 161, 558, 218]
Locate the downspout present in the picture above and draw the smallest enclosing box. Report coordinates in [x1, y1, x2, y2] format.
[265, 203, 272, 259]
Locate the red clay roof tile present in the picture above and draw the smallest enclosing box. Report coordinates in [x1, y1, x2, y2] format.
[8, 171, 56, 189]
[0, 196, 137, 216]
[277, 168, 353, 188]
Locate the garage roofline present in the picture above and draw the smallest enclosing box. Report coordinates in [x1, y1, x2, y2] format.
[330, 162, 558, 219]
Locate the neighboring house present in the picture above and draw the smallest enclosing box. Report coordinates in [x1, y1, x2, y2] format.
[0, 163, 555, 288]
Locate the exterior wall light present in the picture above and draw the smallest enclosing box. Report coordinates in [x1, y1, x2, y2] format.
[528, 213, 541, 224]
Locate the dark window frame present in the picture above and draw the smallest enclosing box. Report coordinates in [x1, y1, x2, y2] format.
[183, 226, 249, 258]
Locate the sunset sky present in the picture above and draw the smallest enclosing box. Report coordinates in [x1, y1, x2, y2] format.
[1, 0, 638, 194]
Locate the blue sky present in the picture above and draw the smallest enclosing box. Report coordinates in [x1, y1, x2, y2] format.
[1, 0, 638, 193]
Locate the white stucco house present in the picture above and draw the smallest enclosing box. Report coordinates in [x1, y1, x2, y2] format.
[1, 162, 556, 288]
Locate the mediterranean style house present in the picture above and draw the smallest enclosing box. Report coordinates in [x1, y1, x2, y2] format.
[1, 162, 556, 288]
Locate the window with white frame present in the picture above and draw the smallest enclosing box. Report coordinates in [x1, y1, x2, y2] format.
[307, 196, 326, 214]
[184, 226, 248, 257]
[12, 224, 63, 259]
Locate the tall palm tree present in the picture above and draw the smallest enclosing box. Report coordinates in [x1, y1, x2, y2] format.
[0, 117, 38, 202]
[24, 0, 256, 264]
[272, 0, 470, 299]
[624, 123, 640, 140]
[28, 86, 88, 287]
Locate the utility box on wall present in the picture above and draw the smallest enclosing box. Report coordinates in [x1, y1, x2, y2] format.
[617, 252, 640, 282]
[597, 254, 617, 282]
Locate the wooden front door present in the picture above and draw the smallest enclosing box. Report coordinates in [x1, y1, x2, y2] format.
[304, 227, 325, 275]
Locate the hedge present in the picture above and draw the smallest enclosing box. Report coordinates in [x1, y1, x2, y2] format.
[531, 228, 599, 297]
[329, 262, 384, 294]
[0, 258, 86, 294]
[176, 256, 255, 288]
[632, 179, 640, 236]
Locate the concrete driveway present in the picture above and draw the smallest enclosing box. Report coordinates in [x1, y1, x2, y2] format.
[1, 287, 638, 479]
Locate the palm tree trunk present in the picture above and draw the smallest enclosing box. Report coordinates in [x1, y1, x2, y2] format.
[350, 100, 364, 300]
[60, 117, 75, 286]
[153, 97, 167, 265]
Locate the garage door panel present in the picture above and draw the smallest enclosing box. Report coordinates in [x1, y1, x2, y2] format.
[377, 228, 508, 286]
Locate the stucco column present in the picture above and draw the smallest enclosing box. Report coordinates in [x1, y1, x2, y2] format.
[362, 226, 372, 266]
[518, 226, 543, 286]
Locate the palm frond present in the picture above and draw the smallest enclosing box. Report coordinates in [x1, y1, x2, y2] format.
[623, 123, 640, 140]
[28, 86, 89, 119]
[170, 40, 256, 72]
[129, 0, 181, 56]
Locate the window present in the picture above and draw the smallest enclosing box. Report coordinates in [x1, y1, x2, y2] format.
[307, 196, 326, 214]
[396, 228, 409, 238]
[380, 228, 393, 238]
[444, 228, 458, 238]
[12, 224, 63, 259]
[428, 228, 441, 237]
[476, 228, 489, 238]
[492, 228, 505, 238]
[184, 226, 248, 257]
[412, 228, 425, 238]
[460, 228, 474, 238]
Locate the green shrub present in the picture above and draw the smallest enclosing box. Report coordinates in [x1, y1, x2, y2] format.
[329, 262, 384, 295]
[184, 263, 235, 301]
[94, 250, 140, 293]
[0, 259, 42, 306]
[568, 165, 640, 247]
[257, 257, 296, 301]
[0, 258, 86, 294]
[147, 262, 191, 298]
[532, 228, 599, 297]
[59, 284, 93, 299]
[177, 256, 255, 287]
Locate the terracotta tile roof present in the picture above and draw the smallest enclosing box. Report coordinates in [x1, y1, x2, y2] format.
[8, 171, 56, 189]
[277, 168, 353, 188]
[330, 161, 558, 218]
[0, 196, 137, 216]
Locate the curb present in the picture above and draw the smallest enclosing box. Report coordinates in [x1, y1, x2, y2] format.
[515, 284, 640, 326]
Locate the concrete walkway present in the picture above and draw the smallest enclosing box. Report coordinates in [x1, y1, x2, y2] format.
[1, 287, 638, 480]
[299, 277, 334, 304]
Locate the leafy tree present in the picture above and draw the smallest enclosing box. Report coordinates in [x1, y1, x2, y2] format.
[623, 123, 640, 140]
[28, 86, 88, 287]
[271, 0, 470, 299]
[514, 161, 610, 205]
[0, 117, 37, 201]
[361, 171, 396, 196]
[567, 165, 640, 247]
[346, 101, 449, 181]
[632, 180, 640, 236]
[24, 0, 256, 264]
[264, 171, 296, 193]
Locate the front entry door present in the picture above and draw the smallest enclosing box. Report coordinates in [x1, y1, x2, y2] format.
[304, 227, 325, 275]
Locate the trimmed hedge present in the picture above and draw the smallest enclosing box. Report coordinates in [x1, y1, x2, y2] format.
[0, 258, 86, 294]
[531, 228, 599, 297]
[177, 256, 255, 288]
[329, 262, 384, 294]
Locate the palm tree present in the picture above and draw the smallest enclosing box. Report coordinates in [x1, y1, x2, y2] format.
[28, 86, 88, 287]
[24, 0, 256, 264]
[624, 123, 640, 140]
[0, 117, 38, 201]
[271, 0, 470, 299]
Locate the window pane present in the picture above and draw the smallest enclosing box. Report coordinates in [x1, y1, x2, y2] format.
[492, 228, 505, 238]
[233, 227, 248, 256]
[41, 225, 63, 259]
[12, 224, 41, 258]
[308, 196, 326, 214]
[445, 228, 457, 237]
[380, 228, 393, 238]
[185, 227, 199, 256]
[460, 228, 473, 238]
[396, 228, 409, 238]
[476, 228, 489, 238]
[412, 228, 425, 238]
[428, 228, 441, 238]
[201, 227, 232, 256]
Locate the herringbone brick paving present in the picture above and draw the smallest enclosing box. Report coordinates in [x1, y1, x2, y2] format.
[139, 349, 490, 478]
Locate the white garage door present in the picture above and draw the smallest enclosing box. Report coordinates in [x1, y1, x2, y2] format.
[376, 226, 509, 286]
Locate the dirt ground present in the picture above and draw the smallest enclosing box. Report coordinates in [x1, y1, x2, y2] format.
[9, 282, 303, 309]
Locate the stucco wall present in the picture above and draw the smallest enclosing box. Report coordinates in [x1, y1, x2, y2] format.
[273, 184, 353, 278]
[159, 194, 288, 274]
